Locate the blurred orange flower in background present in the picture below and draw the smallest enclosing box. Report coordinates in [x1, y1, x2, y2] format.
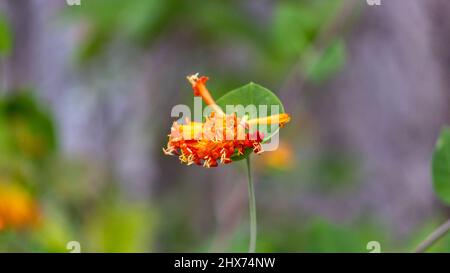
[0, 183, 41, 231]
[258, 142, 296, 171]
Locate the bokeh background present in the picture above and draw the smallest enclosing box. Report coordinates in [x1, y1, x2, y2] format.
[1, 0, 450, 252]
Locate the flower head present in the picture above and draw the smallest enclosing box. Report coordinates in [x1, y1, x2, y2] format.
[163, 74, 290, 168]
[0, 183, 40, 231]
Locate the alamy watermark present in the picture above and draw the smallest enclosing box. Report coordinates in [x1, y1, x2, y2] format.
[366, 241, 382, 253]
[366, 0, 381, 6]
[66, 241, 81, 253]
[171, 97, 284, 151]
[66, 0, 81, 6]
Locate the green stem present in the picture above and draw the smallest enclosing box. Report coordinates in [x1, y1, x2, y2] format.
[246, 156, 257, 253]
[414, 219, 450, 253]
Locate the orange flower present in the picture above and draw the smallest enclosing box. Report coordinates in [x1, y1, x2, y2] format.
[0, 183, 40, 231]
[258, 142, 296, 171]
[163, 74, 290, 168]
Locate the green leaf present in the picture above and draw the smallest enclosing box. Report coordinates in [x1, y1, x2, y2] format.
[216, 83, 286, 161]
[0, 14, 12, 56]
[432, 127, 450, 205]
[306, 39, 346, 83]
[271, 0, 343, 62]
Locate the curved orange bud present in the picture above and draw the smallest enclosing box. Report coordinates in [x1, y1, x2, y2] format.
[187, 73, 224, 116]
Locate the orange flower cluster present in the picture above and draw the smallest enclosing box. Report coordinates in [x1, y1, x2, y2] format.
[163, 74, 290, 168]
[0, 183, 40, 231]
[164, 113, 264, 168]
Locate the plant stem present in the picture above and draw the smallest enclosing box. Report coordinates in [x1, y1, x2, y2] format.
[414, 219, 450, 253]
[246, 156, 257, 253]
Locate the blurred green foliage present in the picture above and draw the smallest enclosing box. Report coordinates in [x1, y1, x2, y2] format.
[0, 93, 157, 252]
[66, 0, 346, 83]
[313, 151, 361, 191]
[222, 218, 391, 253]
[84, 201, 157, 252]
[0, 93, 56, 161]
[432, 127, 450, 205]
[306, 39, 346, 83]
[0, 12, 12, 56]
